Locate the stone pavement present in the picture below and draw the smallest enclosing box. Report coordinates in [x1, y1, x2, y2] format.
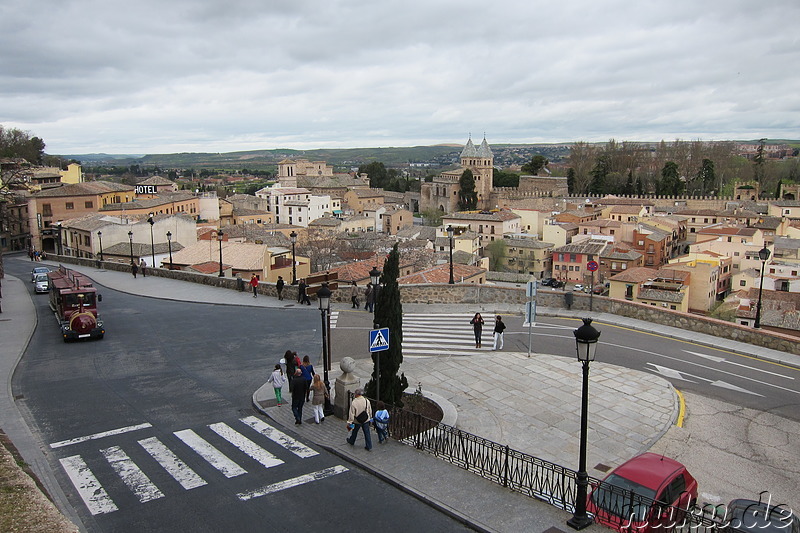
[3, 257, 800, 531]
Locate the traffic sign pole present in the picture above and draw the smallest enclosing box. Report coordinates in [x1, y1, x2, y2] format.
[586, 261, 598, 312]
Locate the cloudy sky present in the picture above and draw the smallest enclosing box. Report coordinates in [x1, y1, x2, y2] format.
[1, 0, 798, 155]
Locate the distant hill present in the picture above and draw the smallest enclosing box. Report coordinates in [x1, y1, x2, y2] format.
[59, 143, 575, 170]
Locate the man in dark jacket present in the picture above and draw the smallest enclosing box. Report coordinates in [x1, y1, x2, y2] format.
[493, 315, 506, 350]
[276, 276, 285, 300]
[291, 368, 306, 424]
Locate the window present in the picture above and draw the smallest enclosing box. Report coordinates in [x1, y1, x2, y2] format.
[65, 202, 74, 210]
[42, 204, 52, 217]
[740, 280, 747, 287]
[85, 201, 93, 208]
[670, 305, 677, 310]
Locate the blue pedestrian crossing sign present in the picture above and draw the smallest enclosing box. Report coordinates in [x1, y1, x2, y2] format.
[369, 328, 390, 352]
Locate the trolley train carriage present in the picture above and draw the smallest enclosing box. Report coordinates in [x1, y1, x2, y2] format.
[47, 266, 105, 342]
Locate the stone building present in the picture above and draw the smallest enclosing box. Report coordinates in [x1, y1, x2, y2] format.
[421, 136, 494, 213]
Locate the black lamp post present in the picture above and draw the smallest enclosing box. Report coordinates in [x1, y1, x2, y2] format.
[97, 231, 103, 262]
[290, 230, 298, 284]
[447, 225, 455, 284]
[317, 282, 334, 415]
[217, 230, 224, 277]
[369, 265, 382, 402]
[147, 213, 155, 269]
[128, 230, 134, 265]
[754, 245, 771, 328]
[166, 231, 173, 270]
[567, 318, 601, 531]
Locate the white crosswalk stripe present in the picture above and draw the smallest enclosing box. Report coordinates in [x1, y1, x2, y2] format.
[138, 437, 207, 490]
[402, 313, 497, 357]
[55, 417, 339, 515]
[329, 311, 339, 328]
[101, 446, 164, 503]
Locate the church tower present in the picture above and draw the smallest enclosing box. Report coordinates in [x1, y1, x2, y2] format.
[460, 136, 494, 210]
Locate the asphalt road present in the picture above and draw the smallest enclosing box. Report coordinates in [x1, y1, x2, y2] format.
[331, 306, 800, 423]
[7, 259, 471, 533]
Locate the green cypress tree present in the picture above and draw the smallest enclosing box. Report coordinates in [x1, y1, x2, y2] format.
[365, 243, 408, 406]
[458, 169, 478, 210]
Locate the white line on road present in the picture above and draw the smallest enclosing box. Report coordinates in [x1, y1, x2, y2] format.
[239, 416, 318, 458]
[60, 455, 118, 515]
[174, 429, 247, 478]
[50, 423, 153, 449]
[101, 446, 164, 503]
[684, 350, 794, 379]
[138, 437, 207, 490]
[209, 423, 284, 469]
[237, 465, 349, 501]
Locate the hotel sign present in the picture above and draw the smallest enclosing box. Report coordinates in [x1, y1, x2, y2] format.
[135, 185, 157, 195]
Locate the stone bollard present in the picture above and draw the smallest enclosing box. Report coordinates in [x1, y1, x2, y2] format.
[334, 357, 360, 419]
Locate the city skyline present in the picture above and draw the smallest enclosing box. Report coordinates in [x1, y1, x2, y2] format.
[2, 0, 798, 155]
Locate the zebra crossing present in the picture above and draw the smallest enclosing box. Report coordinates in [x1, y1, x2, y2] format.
[54, 415, 347, 515]
[402, 313, 498, 357]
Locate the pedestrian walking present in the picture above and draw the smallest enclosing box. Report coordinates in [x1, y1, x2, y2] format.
[276, 276, 285, 300]
[470, 312, 485, 348]
[131, 261, 138, 278]
[267, 364, 285, 406]
[350, 281, 360, 308]
[346, 389, 373, 450]
[310, 374, 328, 424]
[236, 273, 244, 292]
[139, 258, 147, 277]
[284, 350, 299, 391]
[250, 274, 259, 298]
[373, 401, 390, 444]
[493, 315, 506, 350]
[300, 355, 314, 401]
[364, 282, 374, 312]
[291, 368, 306, 424]
[298, 279, 310, 305]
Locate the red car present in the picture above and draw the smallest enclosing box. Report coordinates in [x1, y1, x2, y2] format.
[586, 452, 698, 533]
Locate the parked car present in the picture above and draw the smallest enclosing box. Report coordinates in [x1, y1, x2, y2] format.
[34, 273, 50, 294]
[723, 497, 799, 533]
[587, 452, 698, 533]
[540, 278, 555, 287]
[592, 284, 605, 295]
[550, 280, 564, 288]
[31, 266, 50, 282]
[573, 284, 585, 292]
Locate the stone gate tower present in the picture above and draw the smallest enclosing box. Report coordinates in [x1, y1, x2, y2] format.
[421, 135, 494, 213]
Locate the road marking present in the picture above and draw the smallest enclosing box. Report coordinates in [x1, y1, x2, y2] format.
[101, 446, 164, 503]
[684, 350, 794, 379]
[138, 437, 207, 490]
[60, 455, 118, 515]
[174, 429, 247, 478]
[675, 389, 686, 427]
[50, 423, 153, 449]
[237, 465, 349, 501]
[646, 363, 764, 397]
[708, 380, 764, 396]
[239, 416, 318, 458]
[646, 364, 696, 382]
[209, 423, 284, 469]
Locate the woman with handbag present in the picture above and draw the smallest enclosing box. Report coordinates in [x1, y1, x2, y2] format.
[310, 375, 328, 424]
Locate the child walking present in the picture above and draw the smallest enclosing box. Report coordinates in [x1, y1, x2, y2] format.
[267, 364, 285, 405]
[373, 401, 390, 444]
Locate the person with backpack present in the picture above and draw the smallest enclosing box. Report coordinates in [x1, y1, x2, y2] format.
[346, 389, 373, 450]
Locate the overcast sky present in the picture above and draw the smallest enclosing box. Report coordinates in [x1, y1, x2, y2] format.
[2, 0, 798, 155]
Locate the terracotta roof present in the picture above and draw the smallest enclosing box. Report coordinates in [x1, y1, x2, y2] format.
[553, 239, 608, 255]
[33, 180, 135, 198]
[99, 192, 195, 211]
[170, 241, 267, 270]
[399, 263, 485, 284]
[609, 266, 658, 283]
[138, 176, 176, 186]
[445, 210, 520, 222]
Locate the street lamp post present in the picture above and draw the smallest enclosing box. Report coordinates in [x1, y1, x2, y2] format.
[97, 231, 103, 262]
[447, 225, 455, 284]
[754, 245, 771, 328]
[290, 230, 298, 284]
[128, 230, 134, 265]
[567, 318, 601, 531]
[147, 213, 155, 269]
[217, 230, 224, 277]
[317, 282, 334, 415]
[166, 231, 173, 270]
[369, 266, 382, 402]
